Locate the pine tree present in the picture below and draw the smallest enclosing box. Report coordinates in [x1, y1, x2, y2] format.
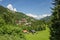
[50, 0, 60, 40]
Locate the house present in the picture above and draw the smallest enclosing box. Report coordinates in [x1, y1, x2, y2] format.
[24, 22, 31, 26]
[23, 30, 28, 33]
[15, 18, 27, 25]
[21, 18, 27, 23]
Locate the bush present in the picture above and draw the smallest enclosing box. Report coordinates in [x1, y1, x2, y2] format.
[0, 17, 5, 27]
[0, 25, 26, 40]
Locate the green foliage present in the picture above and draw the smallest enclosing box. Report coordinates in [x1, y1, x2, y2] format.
[21, 25, 33, 31]
[31, 20, 46, 31]
[0, 6, 15, 24]
[0, 17, 5, 26]
[50, 0, 60, 40]
[0, 5, 48, 40]
[20, 20, 46, 32]
[24, 27, 50, 40]
[0, 25, 25, 40]
[0, 34, 25, 40]
[1, 25, 21, 34]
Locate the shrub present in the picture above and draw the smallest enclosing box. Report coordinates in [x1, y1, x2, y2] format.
[0, 25, 26, 40]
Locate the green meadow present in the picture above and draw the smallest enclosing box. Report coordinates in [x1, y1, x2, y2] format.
[24, 27, 50, 40]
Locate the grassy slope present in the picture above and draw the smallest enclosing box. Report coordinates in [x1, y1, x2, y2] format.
[24, 27, 50, 40]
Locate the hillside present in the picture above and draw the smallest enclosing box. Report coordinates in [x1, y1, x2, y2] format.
[0, 5, 50, 40]
[0, 5, 36, 24]
[40, 16, 51, 22]
[0, 5, 49, 31]
[0, 5, 51, 23]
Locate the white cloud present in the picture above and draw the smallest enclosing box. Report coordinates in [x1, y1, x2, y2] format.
[14, 8, 17, 11]
[26, 14, 37, 18]
[26, 13, 51, 19]
[7, 4, 17, 11]
[7, 4, 13, 10]
[38, 14, 51, 19]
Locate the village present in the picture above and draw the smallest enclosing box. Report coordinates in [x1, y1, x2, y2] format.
[15, 18, 36, 34]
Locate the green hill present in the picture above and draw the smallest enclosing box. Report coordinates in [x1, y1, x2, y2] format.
[41, 16, 51, 22]
[0, 5, 36, 24]
[0, 5, 50, 40]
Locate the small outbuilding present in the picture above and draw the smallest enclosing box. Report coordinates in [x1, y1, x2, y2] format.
[30, 30, 36, 33]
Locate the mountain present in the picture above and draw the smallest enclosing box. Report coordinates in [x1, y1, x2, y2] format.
[0, 5, 36, 24]
[0, 5, 47, 33]
[40, 16, 51, 22]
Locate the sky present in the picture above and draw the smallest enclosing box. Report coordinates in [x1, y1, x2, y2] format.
[0, 0, 52, 19]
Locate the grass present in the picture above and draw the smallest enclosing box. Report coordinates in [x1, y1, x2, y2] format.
[0, 34, 25, 40]
[0, 25, 50, 40]
[24, 27, 50, 40]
